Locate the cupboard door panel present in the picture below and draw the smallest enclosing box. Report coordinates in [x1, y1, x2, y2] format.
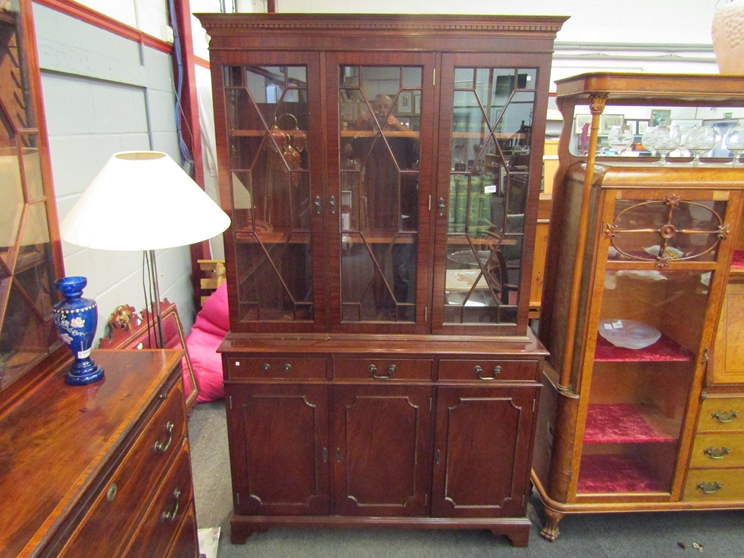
[332, 384, 433, 516]
[432, 386, 537, 518]
[226, 383, 330, 515]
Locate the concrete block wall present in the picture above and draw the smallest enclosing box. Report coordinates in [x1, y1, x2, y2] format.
[34, 2, 196, 343]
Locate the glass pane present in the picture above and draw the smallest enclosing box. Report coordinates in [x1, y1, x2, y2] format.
[579, 269, 711, 494]
[608, 196, 727, 264]
[339, 65, 422, 323]
[225, 65, 313, 323]
[444, 67, 536, 325]
[0, 147, 23, 267]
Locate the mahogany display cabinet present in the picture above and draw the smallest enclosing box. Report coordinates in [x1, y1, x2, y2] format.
[533, 72, 744, 541]
[197, 13, 567, 547]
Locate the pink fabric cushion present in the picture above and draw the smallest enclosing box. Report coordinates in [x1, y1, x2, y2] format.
[186, 282, 229, 402]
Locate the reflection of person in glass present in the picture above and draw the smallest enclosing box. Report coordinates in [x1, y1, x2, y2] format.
[343, 94, 419, 320]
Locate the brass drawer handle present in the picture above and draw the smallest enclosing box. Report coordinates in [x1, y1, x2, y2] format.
[369, 363, 394, 379]
[284, 363, 292, 372]
[154, 421, 175, 452]
[162, 488, 181, 521]
[704, 446, 731, 459]
[474, 364, 501, 381]
[712, 410, 739, 423]
[696, 481, 722, 494]
[263, 363, 271, 372]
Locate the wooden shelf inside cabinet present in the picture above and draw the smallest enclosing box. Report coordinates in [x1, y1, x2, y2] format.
[594, 332, 694, 362]
[234, 229, 311, 243]
[583, 403, 678, 444]
[578, 454, 668, 494]
[340, 130, 420, 138]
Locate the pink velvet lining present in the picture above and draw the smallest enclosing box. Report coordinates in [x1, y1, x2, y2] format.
[578, 454, 668, 493]
[733, 250, 744, 270]
[584, 404, 676, 444]
[594, 333, 693, 362]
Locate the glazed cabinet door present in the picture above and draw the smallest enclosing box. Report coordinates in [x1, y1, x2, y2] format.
[325, 52, 436, 332]
[225, 383, 330, 515]
[214, 52, 326, 333]
[331, 384, 434, 516]
[574, 188, 741, 497]
[431, 386, 538, 518]
[433, 54, 550, 336]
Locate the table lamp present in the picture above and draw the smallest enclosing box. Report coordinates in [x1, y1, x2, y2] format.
[60, 151, 230, 348]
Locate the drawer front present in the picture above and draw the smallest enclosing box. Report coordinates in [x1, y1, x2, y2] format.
[226, 357, 326, 379]
[165, 505, 198, 558]
[124, 442, 195, 558]
[689, 432, 744, 468]
[59, 381, 187, 557]
[333, 358, 433, 381]
[438, 359, 539, 382]
[698, 397, 744, 432]
[683, 468, 744, 502]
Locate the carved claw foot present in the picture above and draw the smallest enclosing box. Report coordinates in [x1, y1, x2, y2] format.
[539, 507, 564, 541]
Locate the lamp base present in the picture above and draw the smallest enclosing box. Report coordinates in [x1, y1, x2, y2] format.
[66, 360, 105, 386]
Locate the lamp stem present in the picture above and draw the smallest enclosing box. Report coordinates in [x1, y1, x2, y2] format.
[147, 249, 165, 349]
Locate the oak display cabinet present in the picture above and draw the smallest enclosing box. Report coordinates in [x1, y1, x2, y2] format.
[533, 72, 744, 541]
[197, 13, 567, 546]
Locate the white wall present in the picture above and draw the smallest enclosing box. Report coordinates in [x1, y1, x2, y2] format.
[34, 2, 196, 343]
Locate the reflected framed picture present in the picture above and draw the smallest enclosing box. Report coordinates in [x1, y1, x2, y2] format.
[398, 91, 412, 115]
[650, 109, 672, 127]
[638, 120, 649, 134]
[600, 114, 624, 134]
[413, 91, 421, 115]
[575, 114, 592, 134]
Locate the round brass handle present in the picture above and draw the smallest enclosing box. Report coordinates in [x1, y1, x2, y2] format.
[154, 421, 175, 452]
[106, 483, 118, 502]
[162, 488, 181, 521]
[712, 410, 739, 423]
[697, 481, 722, 494]
[263, 363, 271, 371]
[474, 364, 501, 381]
[704, 447, 731, 459]
[284, 363, 292, 372]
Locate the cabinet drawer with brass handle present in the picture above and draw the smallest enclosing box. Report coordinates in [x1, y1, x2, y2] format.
[58, 381, 187, 557]
[697, 397, 744, 432]
[123, 442, 195, 558]
[226, 357, 326, 379]
[689, 432, 744, 468]
[438, 359, 539, 382]
[333, 358, 433, 380]
[683, 468, 744, 502]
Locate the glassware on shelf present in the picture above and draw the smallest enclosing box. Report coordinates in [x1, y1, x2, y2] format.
[724, 125, 744, 166]
[641, 125, 658, 158]
[607, 125, 634, 155]
[682, 125, 717, 165]
[652, 124, 681, 165]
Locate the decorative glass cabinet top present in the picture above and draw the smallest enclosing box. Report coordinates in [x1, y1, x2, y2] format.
[338, 65, 422, 323]
[223, 65, 313, 323]
[444, 67, 536, 325]
[0, 5, 58, 391]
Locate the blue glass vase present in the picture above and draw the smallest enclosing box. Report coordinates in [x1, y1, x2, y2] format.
[53, 276, 104, 386]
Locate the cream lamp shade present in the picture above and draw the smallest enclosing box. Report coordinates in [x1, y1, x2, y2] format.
[60, 151, 230, 250]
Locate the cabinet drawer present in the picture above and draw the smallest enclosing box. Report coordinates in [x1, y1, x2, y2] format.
[165, 505, 198, 558]
[689, 432, 744, 468]
[698, 397, 744, 432]
[333, 358, 433, 380]
[59, 381, 187, 557]
[438, 359, 539, 382]
[226, 357, 326, 379]
[683, 468, 744, 502]
[124, 442, 195, 558]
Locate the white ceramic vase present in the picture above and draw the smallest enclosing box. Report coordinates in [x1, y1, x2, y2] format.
[712, 0, 744, 74]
